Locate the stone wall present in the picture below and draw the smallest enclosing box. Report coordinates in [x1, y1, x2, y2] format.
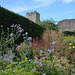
[58, 19, 75, 31]
[26, 11, 40, 23]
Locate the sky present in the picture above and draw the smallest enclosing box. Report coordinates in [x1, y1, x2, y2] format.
[0, 0, 75, 23]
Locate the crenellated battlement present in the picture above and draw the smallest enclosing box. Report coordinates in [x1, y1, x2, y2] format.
[26, 11, 40, 23]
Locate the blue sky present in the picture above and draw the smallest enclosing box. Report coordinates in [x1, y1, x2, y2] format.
[0, 0, 75, 23]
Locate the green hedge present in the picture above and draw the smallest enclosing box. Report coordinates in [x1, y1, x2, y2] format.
[0, 6, 45, 44]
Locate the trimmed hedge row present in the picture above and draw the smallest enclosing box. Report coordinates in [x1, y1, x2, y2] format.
[0, 6, 45, 44]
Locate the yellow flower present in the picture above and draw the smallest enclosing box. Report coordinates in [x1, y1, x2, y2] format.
[73, 46, 75, 48]
[64, 36, 67, 38]
[21, 61, 24, 63]
[69, 43, 72, 46]
[25, 57, 27, 60]
[13, 70, 16, 73]
[19, 61, 22, 64]
[7, 69, 9, 71]
[7, 64, 12, 67]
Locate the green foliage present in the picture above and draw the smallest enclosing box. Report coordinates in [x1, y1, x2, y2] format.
[0, 6, 45, 44]
[37, 19, 59, 31]
[63, 31, 75, 36]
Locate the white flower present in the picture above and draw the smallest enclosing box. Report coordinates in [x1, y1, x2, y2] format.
[10, 33, 14, 37]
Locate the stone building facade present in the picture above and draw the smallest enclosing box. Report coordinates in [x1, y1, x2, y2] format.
[26, 11, 40, 23]
[58, 19, 75, 31]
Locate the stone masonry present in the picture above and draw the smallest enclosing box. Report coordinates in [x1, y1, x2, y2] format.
[58, 19, 75, 31]
[26, 11, 40, 23]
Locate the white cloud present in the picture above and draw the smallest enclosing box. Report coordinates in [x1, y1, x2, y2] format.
[33, 0, 56, 6]
[62, 0, 74, 3]
[8, 0, 56, 13]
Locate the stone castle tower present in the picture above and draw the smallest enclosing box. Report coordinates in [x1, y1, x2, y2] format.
[26, 11, 40, 23]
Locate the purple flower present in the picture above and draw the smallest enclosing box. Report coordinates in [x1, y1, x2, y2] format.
[10, 33, 14, 37]
[61, 53, 65, 56]
[18, 24, 20, 26]
[32, 69, 35, 72]
[3, 57, 7, 60]
[14, 24, 17, 27]
[18, 27, 22, 30]
[10, 60, 13, 62]
[7, 28, 9, 30]
[28, 41, 31, 44]
[29, 59, 33, 62]
[1, 25, 3, 27]
[40, 50, 42, 52]
[38, 62, 43, 66]
[59, 64, 61, 67]
[10, 24, 14, 27]
[23, 37, 26, 39]
[52, 41, 56, 45]
[44, 54, 46, 55]
[9, 50, 12, 53]
[72, 67, 73, 69]
[19, 30, 23, 33]
[17, 26, 19, 28]
[35, 61, 39, 64]
[11, 67, 13, 69]
[48, 49, 52, 52]
[50, 43, 52, 45]
[19, 34, 21, 36]
[57, 50, 60, 53]
[37, 69, 40, 72]
[17, 45, 20, 48]
[25, 32, 28, 35]
[9, 56, 11, 58]
[37, 55, 41, 59]
[23, 34, 25, 36]
[44, 48, 46, 50]
[43, 73, 46, 75]
[27, 37, 32, 41]
[52, 48, 54, 51]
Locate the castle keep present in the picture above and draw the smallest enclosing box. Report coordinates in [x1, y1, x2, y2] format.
[26, 11, 40, 23]
[58, 19, 75, 31]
